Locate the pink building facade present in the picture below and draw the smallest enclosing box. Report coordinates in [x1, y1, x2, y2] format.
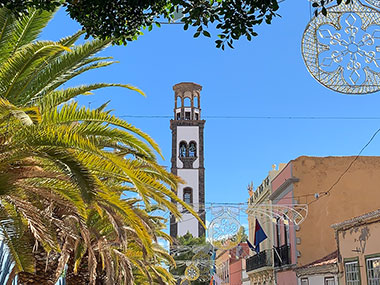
[269, 162, 298, 285]
[216, 243, 249, 285]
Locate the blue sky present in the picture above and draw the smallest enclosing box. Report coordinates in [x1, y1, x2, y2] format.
[41, 1, 380, 214]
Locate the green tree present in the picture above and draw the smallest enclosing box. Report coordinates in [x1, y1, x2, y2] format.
[0, 0, 355, 49]
[171, 232, 212, 285]
[0, 0, 280, 49]
[0, 8, 203, 284]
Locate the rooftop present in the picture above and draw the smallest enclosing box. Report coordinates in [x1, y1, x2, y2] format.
[331, 208, 380, 231]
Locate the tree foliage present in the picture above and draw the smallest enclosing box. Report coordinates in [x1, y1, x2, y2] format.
[0, 0, 281, 49]
[0, 0, 355, 49]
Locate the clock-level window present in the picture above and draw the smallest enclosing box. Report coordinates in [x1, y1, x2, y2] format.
[183, 188, 193, 205]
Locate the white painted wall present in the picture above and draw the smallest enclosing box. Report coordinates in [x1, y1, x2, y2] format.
[297, 274, 338, 285]
[177, 212, 199, 237]
[175, 125, 200, 237]
[177, 168, 199, 236]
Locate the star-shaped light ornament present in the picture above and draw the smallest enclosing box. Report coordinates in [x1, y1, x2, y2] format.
[184, 263, 200, 281]
[302, 0, 380, 94]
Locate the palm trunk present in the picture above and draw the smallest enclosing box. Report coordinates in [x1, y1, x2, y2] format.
[6, 266, 16, 285]
[65, 253, 89, 285]
[65, 253, 108, 285]
[17, 247, 59, 285]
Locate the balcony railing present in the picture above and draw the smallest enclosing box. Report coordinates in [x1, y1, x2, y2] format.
[246, 249, 272, 272]
[273, 245, 291, 267]
[245, 245, 291, 273]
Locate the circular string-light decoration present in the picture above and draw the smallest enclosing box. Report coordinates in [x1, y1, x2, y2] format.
[192, 251, 212, 282]
[302, 0, 380, 94]
[184, 263, 200, 281]
[207, 207, 244, 250]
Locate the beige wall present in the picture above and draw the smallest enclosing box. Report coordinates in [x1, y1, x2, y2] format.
[338, 219, 380, 284]
[292, 156, 380, 266]
[216, 250, 230, 285]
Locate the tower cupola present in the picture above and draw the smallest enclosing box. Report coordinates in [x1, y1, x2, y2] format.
[173, 82, 202, 121]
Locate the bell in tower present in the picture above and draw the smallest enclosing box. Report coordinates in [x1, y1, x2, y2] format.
[170, 82, 206, 238]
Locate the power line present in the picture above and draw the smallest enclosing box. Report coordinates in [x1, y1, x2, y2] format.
[308, 127, 380, 205]
[118, 115, 380, 120]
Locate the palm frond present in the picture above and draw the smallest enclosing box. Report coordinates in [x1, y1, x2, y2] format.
[8, 9, 54, 56]
[39, 83, 144, 111]
[0, 41, 70, 101]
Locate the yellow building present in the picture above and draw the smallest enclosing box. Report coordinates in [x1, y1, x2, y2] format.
[332, 209, 380, 285]
[246, 165, 284, 285]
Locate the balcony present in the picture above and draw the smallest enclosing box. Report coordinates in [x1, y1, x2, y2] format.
[246, 249, 272, 272]
[274, 245, 291, 267]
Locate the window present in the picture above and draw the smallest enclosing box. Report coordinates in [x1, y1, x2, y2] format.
[185, 112, 191, 120]
[284, 215, 290, 246]
[345, 260, 360, 285]
[179, 142, 187, 157]
[325, 277, 335, 285]
[184, 97, 191, 107]
[176, 97, 182, 108]
[367, 257, 380, 285]
[183, 188, 193, 205]
[301, 278, 309, 285]
[195, 113, 199, 120]
[194, 96, 199, 108]
[276, 218, 281, 247]
[176, 112, 181, 120]
[189, 141, 196, 157]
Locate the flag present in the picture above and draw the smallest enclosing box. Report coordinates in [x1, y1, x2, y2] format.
[246, 239, 255, 252]
[254, 219, 267, 253]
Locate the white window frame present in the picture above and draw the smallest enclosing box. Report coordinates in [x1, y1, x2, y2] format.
[366, 256, 380, 285]
[345, 260, 361, 285]
[325, 276, 335, 285]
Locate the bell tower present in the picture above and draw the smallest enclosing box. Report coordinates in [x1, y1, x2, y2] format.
[170, 82, 205, 238]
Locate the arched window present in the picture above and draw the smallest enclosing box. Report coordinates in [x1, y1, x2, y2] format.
[176, 97, 182, 108]
[179, 141, 187, 157]
[189, 141, 197, 157]
[183, 187, 193, 205]
[184, 97, 191, 107]
[194, 96, 199, 108]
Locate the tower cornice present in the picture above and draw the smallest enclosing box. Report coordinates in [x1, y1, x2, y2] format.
[173, 82, 202, 92]
[170, 119, 205, 129]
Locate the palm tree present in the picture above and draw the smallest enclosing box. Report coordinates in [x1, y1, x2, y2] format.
[0, 7, 204, 284]
[65, 205, 177, 285]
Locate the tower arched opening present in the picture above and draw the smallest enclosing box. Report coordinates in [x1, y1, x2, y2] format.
[189, 141, 197, 157]
[184, 97, 191, 107]
[179, 141, 187, 157]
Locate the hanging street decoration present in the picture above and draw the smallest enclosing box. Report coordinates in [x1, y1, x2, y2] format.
[302, 0, 380, 94]
[184, 263, 200, 281]
[366, 0, 380, 8]
[246, 204, 308, 226]
[180, 278, 191, 285]
[207, 206, 244, 250]
[192, 250, 212, 282]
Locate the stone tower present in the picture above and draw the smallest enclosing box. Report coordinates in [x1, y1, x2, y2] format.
[170, 82, 205, 238]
